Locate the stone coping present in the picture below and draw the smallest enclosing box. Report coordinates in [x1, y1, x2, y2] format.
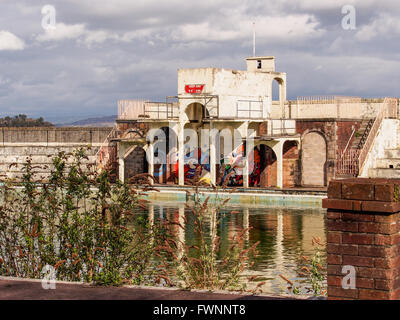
[0, 127, 113, 131]
[323, 178, 400, 213]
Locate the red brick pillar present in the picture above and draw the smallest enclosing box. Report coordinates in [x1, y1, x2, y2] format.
[323, 178, 400, 300]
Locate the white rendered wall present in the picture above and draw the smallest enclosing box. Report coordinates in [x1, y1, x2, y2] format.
[359, 119, 400, 177]
[177, 68, 286, 119]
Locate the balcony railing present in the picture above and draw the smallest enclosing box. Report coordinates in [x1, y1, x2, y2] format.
[271, 120, 296, 136]
[118, 100, 178, 120]
[143, 102, 179, 119]
[296, 96, 364, 104]
[236, 100, 263, 119]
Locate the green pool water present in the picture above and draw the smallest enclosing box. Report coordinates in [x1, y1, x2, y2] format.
[141, 202, 327, 295]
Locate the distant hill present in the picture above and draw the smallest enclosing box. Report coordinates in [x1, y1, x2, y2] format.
[56, 115, 117, 127]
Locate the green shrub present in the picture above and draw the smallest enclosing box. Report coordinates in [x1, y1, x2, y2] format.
[158, 182, 259, 291]
[0, 148, 162, 286]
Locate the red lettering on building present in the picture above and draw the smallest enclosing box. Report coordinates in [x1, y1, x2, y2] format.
[185, 84, 205, 94]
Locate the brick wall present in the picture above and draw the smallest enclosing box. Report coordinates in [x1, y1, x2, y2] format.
[283, 141, 300, 187]
[260, 145, 277, 187]
[323, 178, 400, 300]
[259, 122, 268, 136]
[336, 121, 361, 151]
[124, 146, 146, 182]
[116, 121, 149, 134]
[296, 120, 362, 186]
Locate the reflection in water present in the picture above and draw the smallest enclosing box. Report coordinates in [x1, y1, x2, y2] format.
[142, 202, 326, 295]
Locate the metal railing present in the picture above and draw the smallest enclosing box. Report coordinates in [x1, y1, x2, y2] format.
[174, 95, 219, 119]
[143, 102, 179, 119]
[96, 128, 118, 172]
[336, 97, 399, 176]
[268, 120, 297, 136]
[356, 119, 374, 150]
[336, 149, 360, 176]
[118, 99, 178, 120]
[236, 100, 263, 119]
[358, 98, 398, 173]
[296, 96, 362, 104]
[341, 128, 356, 157]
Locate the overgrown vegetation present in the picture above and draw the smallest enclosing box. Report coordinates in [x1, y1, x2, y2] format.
[280, 236, 327, 296]
[0, 148, 326, 296]
[0, 148, 258, 290]
[156, 181, 260, 291]
[0, 148, 162, 286]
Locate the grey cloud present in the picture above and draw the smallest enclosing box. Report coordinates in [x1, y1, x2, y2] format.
[0, 0, 398, 122]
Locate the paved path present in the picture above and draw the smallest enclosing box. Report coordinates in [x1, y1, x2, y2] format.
[0, 278, 297, 300]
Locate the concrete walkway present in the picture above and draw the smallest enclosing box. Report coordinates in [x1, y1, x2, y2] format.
[153, 184, 327, 196]
[0, 278, 299, 300]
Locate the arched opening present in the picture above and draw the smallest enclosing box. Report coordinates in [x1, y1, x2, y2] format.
[219, 142, 245, 187]
[249, 146, 261, 187]
[182, 122, 200, 184]
[272, 78, 281, 102]
[184, 102, 208, 123]
[259, 144, 277, 188]
[283, 140, 300, 187]
[216, 127, 234, 184]
[301, 132, 327, 187]
[181, 103, 207, 185]
[272, 77, 286, 118]
[153, 126, 178, 184]
[124, 145, 148, 183]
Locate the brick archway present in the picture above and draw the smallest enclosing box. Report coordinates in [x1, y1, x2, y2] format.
[124, 145, 148, 183]
[259, 144, 277, 187]
[283, 140, 300, 187]
[301, 131, 327, 187]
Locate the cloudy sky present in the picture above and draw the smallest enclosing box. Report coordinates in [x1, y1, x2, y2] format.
[0, 0, 399, 123]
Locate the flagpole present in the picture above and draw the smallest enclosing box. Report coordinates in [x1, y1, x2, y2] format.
[253, 22, 256, 57]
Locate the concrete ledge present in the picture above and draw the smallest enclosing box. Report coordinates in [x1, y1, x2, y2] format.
[143, 185, 326, 208]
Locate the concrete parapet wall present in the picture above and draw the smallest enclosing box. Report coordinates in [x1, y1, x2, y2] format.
[0, 127, 112, 181]
[0, 127, 112, 144]
[273, 101, 383, 120]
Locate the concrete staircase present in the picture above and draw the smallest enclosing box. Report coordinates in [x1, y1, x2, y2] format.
[336, 119, 375, 179]
[368, 124, 400, 178]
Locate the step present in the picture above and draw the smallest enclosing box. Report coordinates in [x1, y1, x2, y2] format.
[368, 168, 400, 179]
[384, 149, 400, 159]
[335, 174, 357, 180]
[376, 158, 400, 169]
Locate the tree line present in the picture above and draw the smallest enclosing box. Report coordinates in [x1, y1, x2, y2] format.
[0, 114, 53, 127]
